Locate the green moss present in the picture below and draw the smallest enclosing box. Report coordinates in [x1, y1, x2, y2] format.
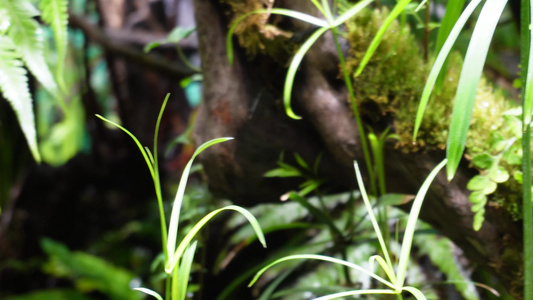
[221, 0, 296, 63]
[344, 8, 521, 219]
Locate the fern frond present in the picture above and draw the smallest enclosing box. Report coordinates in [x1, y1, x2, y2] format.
[40, 0, 68, 93]
[0, 36, 41, 162]
[1, 0, 61, 104]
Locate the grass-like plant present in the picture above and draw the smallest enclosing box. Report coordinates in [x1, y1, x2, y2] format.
[412, 0, 533, 296]
[249, 159, 446, 300]
[96, 94, 266, 300]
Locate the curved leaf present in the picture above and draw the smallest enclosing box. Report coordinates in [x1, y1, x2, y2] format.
[283, 26, 329, 119]
[166, 137, 234, 266]
[313, 289, 396, 300]
[249, 254, 394, 289]
[166, 205, 266, 273]
[413, 0, 482, 141]
[354, 0, 412, 77]
[397, 159, 447, 287]
[446, 0, 508, 180]
[133, 288, 164, 300]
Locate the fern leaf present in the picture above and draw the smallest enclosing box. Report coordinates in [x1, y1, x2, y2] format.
[0, 36, 41, 162]
[40, 0, 68, 93]
[1, 0, 61, 103]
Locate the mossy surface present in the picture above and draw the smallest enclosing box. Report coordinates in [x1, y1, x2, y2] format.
[344, 8, 521, 220]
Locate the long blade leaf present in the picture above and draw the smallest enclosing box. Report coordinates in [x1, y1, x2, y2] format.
[446, 0, 508, 180]
[175, 241, 198, 300]
[354, 0, 412, 76]
[166, 205, 266, 273]
[314, 289, 396, 300]
[166, 138, 234, 266]
[413, 0, 482, 140]
[283, 26, 328, 119]
[249, 254, 395, 289]
[397, 159, 446, 287]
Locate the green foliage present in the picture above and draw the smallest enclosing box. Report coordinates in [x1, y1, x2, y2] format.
[99, 96, 266, 300]
[41, 238, 142, 300]
[264, 152, 325, 197]
[5, 289, 93, 300]
[249, 160, 447, 299]
[0, 0, 67, 163]
[39, 0, 69, 92]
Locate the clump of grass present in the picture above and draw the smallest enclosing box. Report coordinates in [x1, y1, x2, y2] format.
[97, 94, 266, 300]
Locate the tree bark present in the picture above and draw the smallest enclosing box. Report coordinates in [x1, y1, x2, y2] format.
[192, 0, 524, 297]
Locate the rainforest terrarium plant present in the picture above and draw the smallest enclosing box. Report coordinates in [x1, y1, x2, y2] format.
[97, 94, 266, 300]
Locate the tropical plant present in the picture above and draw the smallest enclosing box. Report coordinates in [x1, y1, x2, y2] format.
[0, 0, 68, 164]
[411, 0, 532, 295]
[97, 94, 267, 300]
[249, 160, 447, 299]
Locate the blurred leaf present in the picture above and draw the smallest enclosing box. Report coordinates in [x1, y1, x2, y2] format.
[39, 0, 68, 92]
[41, 238, 142, 300]
[471, 153, 494, 169]
[144, 26, 195, 52]
[468, 191, 486, 204]
[0, 35, 40, 162]
[2, 0, 61, 103]
[5, 289, 93, 300]
[473, 209, 485, 231]
[489, 167, 509, 183]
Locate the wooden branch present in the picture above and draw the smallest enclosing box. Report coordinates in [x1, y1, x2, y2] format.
[68, 12, 195, 79]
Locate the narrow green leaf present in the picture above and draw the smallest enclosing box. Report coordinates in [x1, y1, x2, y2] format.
[435, 0, 466, 53]
[144, 26, 195, 53]
[313, 289, 396, 300]
[331, 0, 374, 27]
[176, 241, 198, 300]
[353, 162, 395, 278]
[95, 115, 156, 179]
[521, 1, 533, 295]
[402, 286, 427, 300]
[294, 153, 309, 169]
[226, 8, 328, 65]
[446, 0, 508, 180]
[166, 138, 234, 267]
[133, 288, 164, 300]
[248, 254, 394, 289]
[283, 26, 329, 119]
[354, 0, 411, 77]
[413, 0, 482, 140]
[39, 0, 68, 92]
[433, 0, 466, 91]
[166, 205, 265, 273]
[0, 36, 40, 162]
[397, 159, 447, 287]
[368, 255, 396, 286]
[524, 2, 533, 129]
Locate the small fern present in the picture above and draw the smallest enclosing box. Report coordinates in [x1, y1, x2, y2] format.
[0, 0, 68, 163]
